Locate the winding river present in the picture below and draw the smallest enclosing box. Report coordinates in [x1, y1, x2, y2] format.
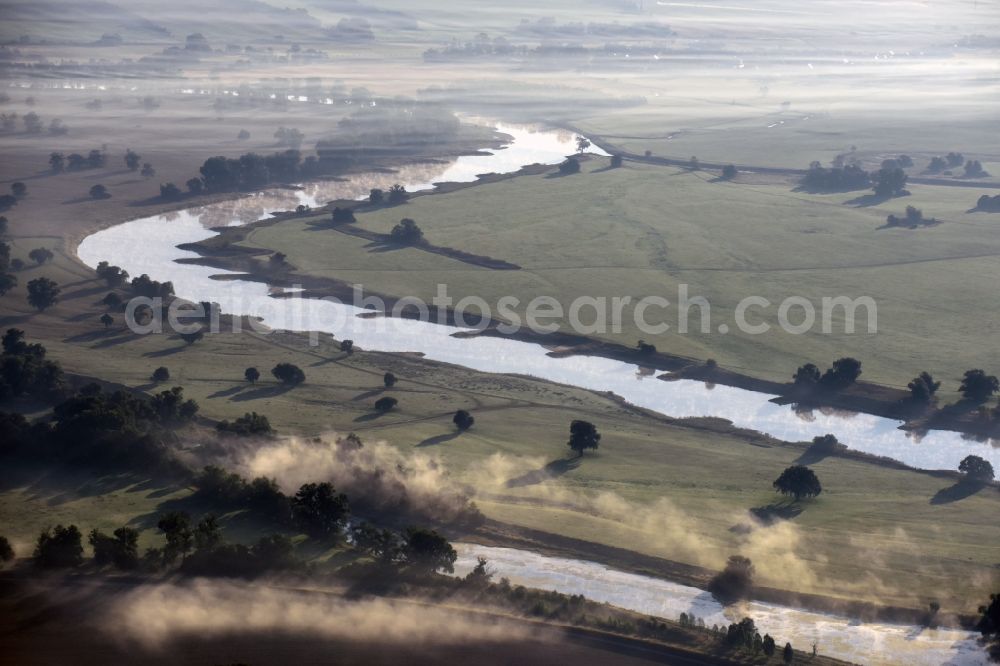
[77, 123, 991, 664]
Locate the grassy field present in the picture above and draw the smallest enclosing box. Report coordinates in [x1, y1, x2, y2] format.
[236, 158, 1000, 397]
[1, 246, 998, 613]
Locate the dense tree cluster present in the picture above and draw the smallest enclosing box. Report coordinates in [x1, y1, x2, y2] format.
[792, 357, 861, 391]
[0, 328, 63, 401]
[872, 165, 908, 197]
[216, 411, 274, 437]
[800, 161, 870, 192]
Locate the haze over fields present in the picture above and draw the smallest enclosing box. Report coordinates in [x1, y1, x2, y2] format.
[1, 1, 999, 665]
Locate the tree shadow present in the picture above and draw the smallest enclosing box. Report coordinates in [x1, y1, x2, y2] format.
[416, 431, 461, 447]
[60, 285, 109, 301]
[930, 479, 987, 505]
[231, 383, 293, 402]
[91, 332, 138, 349]
[63, 328, 119, 344]
[143, 344, 189, 358]
[749, 500, 803, 524]
[353, 411, 389, 423]
[844, 192, 904, 207]
[793, 439, 846, 466]
[505, 457, 580, 488]
[208, 384, 249, 399]
[351, 388, 385, 402]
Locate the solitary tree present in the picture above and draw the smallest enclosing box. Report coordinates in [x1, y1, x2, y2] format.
[26, 277, 60, 311]
[100, 313, 113, 328]
[140, 163, 156, 179]
[959, 369, 999, 403]
[340, 339, 354, 354]
[272, 362, 305, 386]
[11, 182, 26, 198]
[331, 207, 356, 225]
[721, 164, 737, 180]
[568, 419, 601, 456]
[908, 371, 941, 404]
[959, 455, 995, 482]
[0, 536, 13, 563]
[374, 396, 398, 413]
[245, 367, 260, 384]
[773, 465, 822, 500]
[610, 154, 623, 168]
[709, 555, 754, 603]
[390, 218, 424, 244]
[453, 409, 475, 431]
[151, 366, 170, 382]
[124, 149, 141, 171]
[28, 247, 53, 265]
[783, 642, 794, 664]
[49, 152, 65, 173]
[0, 274, 15, 297]
[383, 371, 397, 388]
[89, 184, 109, 199]
[576, 136, 591, 153]
[763, 634, 776, 657]
[369, 188, 384, 204]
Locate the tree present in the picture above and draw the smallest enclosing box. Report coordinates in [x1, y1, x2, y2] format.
[89, 184, 109, 199]
[238, 129, 251, 141]
[568, 419, 600, 456]
[151, 366, 170, 382]
[124, 149, 141, 171]
[907, 371, 940, 403]
[186, 177, 204, 195]
[26, 277, 60, 311]
[959, 455, 995, 482]
[157, 511, 193, 563]
[576, 136, 591, 153]
[217, 411, 274, 437]
[23, 112, 43, 133]
[89, 527, 139, 570]
[28, 247, 53, 265]
[140, 163, 156, 179]
[375, 396, 398, 412]
[773, 465, 822, 500]
[293, 482, 349, 539]
[959, 369, 999, 403]
[87, 150, 106, 168]
[453, 409, 475, 431]
[245, 367, 260, 384]
[331, 207, 356, 224]
[783, 642, 794, 664]
[11, 182, 26, 198]
[390, 218, 424, 244]
[102, 292, 122, 310]
[610, 154, 623, 168]
[0, 216, 7, 236]
[721, 164, 737, 180]
[96, 261, 129, 287]
[383, 371, 396, 388]
[387, 184, 408, 204]
[558, 157, 581, 175]
[0, 273, 16, 297]
[49, 152, 65, 173]
[0, 536, 13, 563]
[792, 363, 822, 388]
[159, 182, 181, 199]
[763, 634, 776, 657]
[193, 515, 222, 552]
[369, 188, 384, 204]
[34, 525, 83, 568]
[820, 357, 861, 389]
[340, 339, 354, 354]
[272, 362, 305, 385]
[403, 527, 457, 574]
[0, 194, 16, 211]
[688, 156, 700, 170]
[873, 166, 907, 197]
[100, 313, 114, 328]
[709, 555, 754, 603]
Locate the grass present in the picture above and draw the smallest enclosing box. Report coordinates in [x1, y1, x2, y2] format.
[238, 158, 1000, 399]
